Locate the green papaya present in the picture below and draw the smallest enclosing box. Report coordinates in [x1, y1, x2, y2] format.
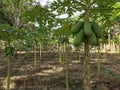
[95, 38, 100, 46]
[71, 21, 84, 34]
[88, 31, 97, 45]
[84, 21, 92, 36]
[74, 28, 84, 46]
[91, 21, 103, 38]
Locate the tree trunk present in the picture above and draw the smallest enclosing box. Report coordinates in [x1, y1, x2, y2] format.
[39, 42, 42, 61]
[63, 43, 69, 90]
[84, 40, 90, 90]
[59, 43, 62, 63]
[6, 42, 11, 90]
[6, 56, 10, 90]
[34, 42, 37, 68]
[97, 46, 101, 78]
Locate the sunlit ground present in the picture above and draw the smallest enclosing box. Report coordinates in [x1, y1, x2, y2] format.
[0, 45, 120, 90]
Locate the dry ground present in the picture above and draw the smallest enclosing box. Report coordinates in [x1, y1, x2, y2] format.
[0, 50, 120, 90]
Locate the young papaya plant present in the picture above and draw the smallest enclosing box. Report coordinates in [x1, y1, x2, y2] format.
[30, 29, 45, 68]
[0, 24, 16, 90]
[53, 22, 72, 90]
[0, 24, 29, 90]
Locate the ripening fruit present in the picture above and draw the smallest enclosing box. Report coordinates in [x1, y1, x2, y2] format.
[84, 21, 92, 36]
[71, 21, 84, 34]
[74, 28, 84, 46]
[88, 31, 97, 45]
[91, 21, 103, 38]
[95, 38, 100, 46]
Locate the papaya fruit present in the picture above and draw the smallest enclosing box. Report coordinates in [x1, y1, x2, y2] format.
[74, 28, 84, 46]
[91, 21, 103, 38]
[95, 38, 100, 46]
[71, 21, 84, 34]
[88, 31, 97, 45]
[84, 21, 92, 37]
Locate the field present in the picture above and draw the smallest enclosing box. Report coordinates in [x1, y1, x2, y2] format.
[0, 47, 120, 90]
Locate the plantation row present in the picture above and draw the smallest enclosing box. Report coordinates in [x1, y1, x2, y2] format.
[0, 0, 120, 90]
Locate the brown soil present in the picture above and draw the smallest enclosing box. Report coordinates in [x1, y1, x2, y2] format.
[0, 51, 120, 90]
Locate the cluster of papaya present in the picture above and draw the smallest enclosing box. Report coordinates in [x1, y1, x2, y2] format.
[71, 21, 103, 46]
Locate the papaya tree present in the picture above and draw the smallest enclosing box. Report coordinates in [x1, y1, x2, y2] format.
[53, 22, 71, 61]
[54, 22, 72, 87]
[0, 24, 28, 90]
[53, 21, 72, 90]
[50, 0, 119, 90]
[0, 24, 14, 90]
[30, 29, 45, 68]
[21, 1, 57, 61]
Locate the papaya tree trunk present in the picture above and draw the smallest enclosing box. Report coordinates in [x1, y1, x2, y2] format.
[6, 42, 11, 90]
[63, 42, 69, 90]
[39, 42, 42, 61]
[34, 41, 37, 68]
[118, 23, 120, 54]
[65, 60, 69, 90]
[118, 45, 120, 54]
[23, 51, 28, 87]
[97, 46, 101, 78]
[105, 44, 108, 61]
[78, 47, 81, 62]
[108, 33, 111, 51]
[64, 43, 69, 90]
[6, 56, 10, 90]
[59, 43, 62, 63]
[84, 40, 90, 90]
